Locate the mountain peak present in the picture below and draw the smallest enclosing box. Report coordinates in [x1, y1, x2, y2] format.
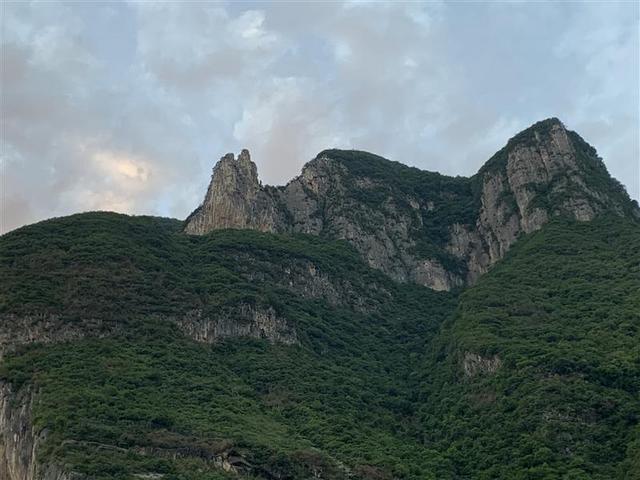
[183, 149, 283, 234]
[216, 149, 258, 182]
[465, 118, 637, 280]
[184, 120, 636, 290]
[477, 117, 636, 225]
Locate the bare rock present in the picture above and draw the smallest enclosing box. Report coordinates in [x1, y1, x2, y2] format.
[184, 150, 286, 234]
[183, 119, 638, 290]
[0, 382, 76, 480]
[0, 314, 117, 362]
[176, 305, 298, 345]
[462, 352, 502, 378]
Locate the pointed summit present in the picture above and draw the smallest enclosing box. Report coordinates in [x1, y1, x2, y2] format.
[184, 150, 285, 234]
[460, 117, 639, 281]
[477, 117, 636, 230]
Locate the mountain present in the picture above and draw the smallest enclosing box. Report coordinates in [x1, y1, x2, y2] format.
[0, 119, 638, 480]
[184, 118, 638, 289]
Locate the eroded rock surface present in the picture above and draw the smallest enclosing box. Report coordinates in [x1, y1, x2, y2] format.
[176, 305, 298, 345]
[185, 119, 638, 289]
[0, 314, 117, 362]
[462, 352, 502, 378]
[184, 150, 286, 234]
[0, 382, 74, 480]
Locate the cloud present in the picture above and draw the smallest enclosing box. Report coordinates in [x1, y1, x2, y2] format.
[1, 1, 638, 234]
[232, 76, 352, 184]
[1, 2, 206, 233]
[134, 4, 283, 89]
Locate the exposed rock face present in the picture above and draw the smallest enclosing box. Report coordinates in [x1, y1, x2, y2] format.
[0, 314, 117, 362]
[281, 159, 466, 290]
[185, 153, 468, 290]
[0, 382, 37, 480]
[462, 352, 502, 378]
[184, 150, 286, 234]
[454, 120, 635, 282]
[0, 382, 74, 480]
[413, 259, 463, 292]
[176, 305, 298, 345]
[185, 119, 638, 289]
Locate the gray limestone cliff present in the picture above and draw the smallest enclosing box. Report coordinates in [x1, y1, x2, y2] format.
[452, 119, 638, 283]
[462, 352, 502, 378]
[176, 305, 298, 346]
[0, 382, 74, 480]
[184, 118, 639, 290]
[0, 314, 117, 363]
[184, 149, 287, 234]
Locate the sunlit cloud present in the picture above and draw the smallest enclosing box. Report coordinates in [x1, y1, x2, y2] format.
[93, 151, 152, 184]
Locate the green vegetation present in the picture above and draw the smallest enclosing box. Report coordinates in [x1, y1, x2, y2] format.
[0, 211, 409, 320]
[420, 216, 640, 479]
[320, 149, 479, 234]
[0, 212, 456, 479]
[1, 201, 638, 477]
[568, 130, 640, 218]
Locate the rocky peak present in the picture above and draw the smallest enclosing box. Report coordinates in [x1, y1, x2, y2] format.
[184, 120, 638, 290]
[459, 118, 638, 282]
[184, 149, 285, 234]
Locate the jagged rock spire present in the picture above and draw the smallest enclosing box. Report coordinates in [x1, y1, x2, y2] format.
[183, 150, 284, 234]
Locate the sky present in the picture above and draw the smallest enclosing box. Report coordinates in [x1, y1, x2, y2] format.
[1, 1, 639, 234]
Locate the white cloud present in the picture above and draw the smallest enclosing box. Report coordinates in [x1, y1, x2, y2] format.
[1, 1, 638, 234]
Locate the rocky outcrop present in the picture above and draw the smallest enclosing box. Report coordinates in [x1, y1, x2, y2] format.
[0, 382, 74, 480]
[185, 119, 638, 290]
[0, 382, 38, 480]
[462, 352, 502, 378]
[185, 152, 468, 290]
[0, 314, 117, 362]
[135, 449, 251, 477]
[452, 119, 635, 282]
[184, 150, 286, 234]
[176, 305, 298, 345]
[0, 305, 299, 363]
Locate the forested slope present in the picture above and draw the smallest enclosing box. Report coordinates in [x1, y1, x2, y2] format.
[420, 216, 640, 479]
[0, 212, 455, 479]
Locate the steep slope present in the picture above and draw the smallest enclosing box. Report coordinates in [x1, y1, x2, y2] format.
[0, 212, 456, 480]
[185, 118, 638, 290]
[420, 216, 640, 479]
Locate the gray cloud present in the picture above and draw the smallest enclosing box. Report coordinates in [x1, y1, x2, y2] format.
[1, 1, 638, 234]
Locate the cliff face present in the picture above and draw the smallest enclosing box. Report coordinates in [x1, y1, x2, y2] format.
[456, 119, 637, 283]
[184, 118, 638, 290]
[185, 151, 470, 290]
[184, 149, 287, 234]
[0, 314, 117, 363]
[0, 382, 37, 480]
[0, 382, 73, 480]
[176, 305, 298, 345]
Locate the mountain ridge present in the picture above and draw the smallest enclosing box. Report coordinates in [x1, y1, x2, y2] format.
[184, 118, 639, 289]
